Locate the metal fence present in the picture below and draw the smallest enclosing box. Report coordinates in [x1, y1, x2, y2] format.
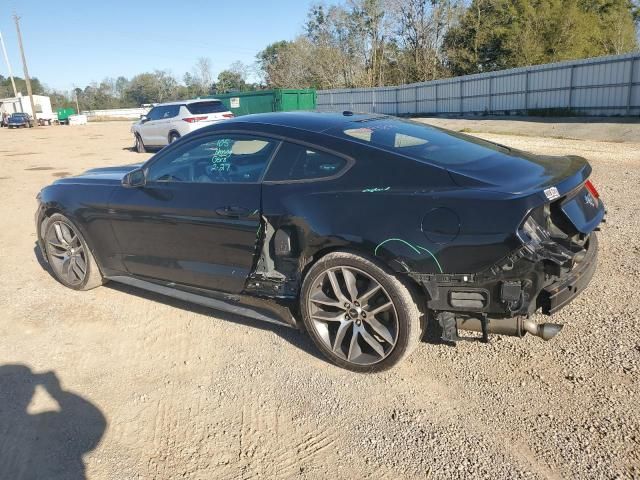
[317, 52, 640, 116]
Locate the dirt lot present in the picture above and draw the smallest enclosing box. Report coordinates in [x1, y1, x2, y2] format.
[0, 120, 638, 479]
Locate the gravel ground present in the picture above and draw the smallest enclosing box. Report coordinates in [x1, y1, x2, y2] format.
[0, 121, 638, 479]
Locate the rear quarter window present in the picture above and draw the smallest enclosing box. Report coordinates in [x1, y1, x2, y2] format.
[187, 101, 228, 114]
[264, 142, 349, 182]
[338, 119, 510, 167]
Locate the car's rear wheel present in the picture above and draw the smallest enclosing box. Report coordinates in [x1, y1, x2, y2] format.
[134, 134, 146, 153]
[300, 251, 424, 372]
[43, 213, 103, 291]
[169, 132, 180, 144]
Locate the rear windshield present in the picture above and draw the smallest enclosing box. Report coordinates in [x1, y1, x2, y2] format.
[332, 118, 510, 167]
[186, 101, 227, 114]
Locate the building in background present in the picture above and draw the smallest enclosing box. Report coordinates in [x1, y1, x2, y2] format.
[0, 93, 56, 123]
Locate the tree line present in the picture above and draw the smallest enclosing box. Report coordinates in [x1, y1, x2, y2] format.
[43, 59, 256, 112]
[258, 0, 639, 89]
[4, 0, 638, 110]
[1, 58, 257, 111]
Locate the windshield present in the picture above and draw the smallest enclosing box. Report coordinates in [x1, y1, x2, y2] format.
[332, 117, 511, 167]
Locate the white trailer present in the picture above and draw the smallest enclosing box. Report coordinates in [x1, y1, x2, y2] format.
[0, 94, 56, 125]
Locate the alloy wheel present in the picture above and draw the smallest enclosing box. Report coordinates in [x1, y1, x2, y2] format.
[45, 221, 88, 286]
[307, 266, 399, 365]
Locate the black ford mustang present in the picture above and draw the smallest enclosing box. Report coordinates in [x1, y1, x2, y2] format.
[35, 112, 605, 371]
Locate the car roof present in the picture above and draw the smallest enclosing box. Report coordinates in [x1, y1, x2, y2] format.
[218, 111, 388, 134]
[153, 98, 223, 107]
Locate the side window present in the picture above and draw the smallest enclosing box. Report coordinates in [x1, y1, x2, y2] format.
[162, 105, 180, 118]
[146, 107, 163, 121]
[146, 134, 278, 184]
[264, 142, 349, 182]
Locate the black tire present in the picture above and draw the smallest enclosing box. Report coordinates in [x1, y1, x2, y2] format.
[42, 213, 104, 291]
[300, 251, 425, 372]
[169, 132, 180, 144]
[134, 134, 146, 153]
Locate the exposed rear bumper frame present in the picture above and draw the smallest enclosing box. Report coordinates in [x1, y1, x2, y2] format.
[538, 233, 598, 315]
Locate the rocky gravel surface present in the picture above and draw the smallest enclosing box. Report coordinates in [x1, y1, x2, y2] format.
[0, 121, 638, 479]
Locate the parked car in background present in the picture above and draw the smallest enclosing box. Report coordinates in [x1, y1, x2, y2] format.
[130, 99, 234, 153]
[35, 112, 605, 371]
[7, 112, 34, 128]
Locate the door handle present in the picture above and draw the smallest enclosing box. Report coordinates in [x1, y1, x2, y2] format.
[216, 206, 250, 218]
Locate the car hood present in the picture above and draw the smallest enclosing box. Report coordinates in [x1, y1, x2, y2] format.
[54, 163, 143, 184]
[446, 149, 590, 196]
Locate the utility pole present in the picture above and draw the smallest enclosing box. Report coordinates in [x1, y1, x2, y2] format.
[13, 14, 37, 125]
[0, 30, 17, 96]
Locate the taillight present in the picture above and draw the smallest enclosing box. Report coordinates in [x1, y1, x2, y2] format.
[585, 180, 599, 199]
[222, 113, 234, 118]
[182, 116, 207, 123]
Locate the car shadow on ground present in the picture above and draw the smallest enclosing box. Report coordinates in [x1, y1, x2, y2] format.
[121, 146, 162, 153]
[34, 243, 449, 362]
[33, 244, 323, 362]
[105, 281, 326, 361]
[0, 364, 106, 479]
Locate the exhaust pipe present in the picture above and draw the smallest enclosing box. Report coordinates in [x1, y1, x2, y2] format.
[522, 319, 563, 340]
[456, 316, 563, 341]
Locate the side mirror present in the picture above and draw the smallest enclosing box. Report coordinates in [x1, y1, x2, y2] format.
[122, 168, 146, 188]
[140, 115, 149, 123]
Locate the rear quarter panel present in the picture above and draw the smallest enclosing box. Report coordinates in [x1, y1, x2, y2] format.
[261, 139, 538, 278]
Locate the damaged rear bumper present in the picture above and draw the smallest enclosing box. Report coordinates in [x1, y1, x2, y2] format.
[538, 233, 598, 314]
[409, 232, 599, 320]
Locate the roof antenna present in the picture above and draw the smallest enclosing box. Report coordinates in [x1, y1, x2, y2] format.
[342, 110, 354, 116]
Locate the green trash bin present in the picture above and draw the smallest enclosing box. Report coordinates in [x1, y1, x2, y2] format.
[56, 108, 76, 125]
[205, 89, 316, 117]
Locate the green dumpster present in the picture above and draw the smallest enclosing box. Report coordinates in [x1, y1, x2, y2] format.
[56, 108, 76, 125]
[205, 89, 316, 116]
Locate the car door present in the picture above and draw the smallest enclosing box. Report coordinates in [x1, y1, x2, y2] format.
[154, 104, 180, 146]
[139, 106, 164, 145]
[108, 132, 279, 293]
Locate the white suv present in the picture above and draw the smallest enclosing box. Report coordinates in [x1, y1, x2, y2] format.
[131, 99, 233, 152]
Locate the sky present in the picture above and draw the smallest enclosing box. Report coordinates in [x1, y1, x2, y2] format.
[0, 0, 315, 91]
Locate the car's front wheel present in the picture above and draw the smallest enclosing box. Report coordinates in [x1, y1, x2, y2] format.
[134, 134, 146, 153]
[300, 251, 425, 372]
[42, 213, 103, 291]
